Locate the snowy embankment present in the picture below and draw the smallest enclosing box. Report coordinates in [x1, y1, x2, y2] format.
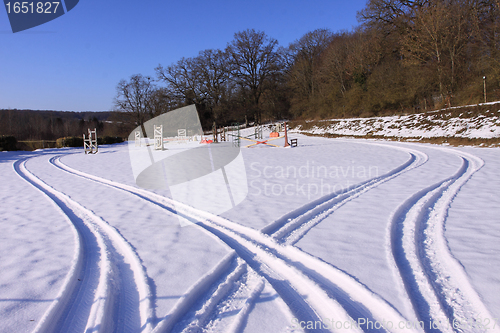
[292, 101, 500, 143]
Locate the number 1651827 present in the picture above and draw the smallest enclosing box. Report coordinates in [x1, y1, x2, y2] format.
[5, 2, 61, 14]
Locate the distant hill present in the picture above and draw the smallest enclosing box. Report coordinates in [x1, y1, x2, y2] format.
[0, 109, 134, 142]
[0, 109, 118, 121]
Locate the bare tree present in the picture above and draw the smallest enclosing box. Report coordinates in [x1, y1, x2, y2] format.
[149, 87, 175, 117]
[400, 0, 474, 103]
[194, 49, 232, 115]
[155, 57, 206, 106]
[156, 49, 233, 126]
[114, 74, 155, 130]
[358, 0, 431, 31]
[287, 28, 333, 98]
[226, 29, 281, 123]
[471, 0, 500, 84]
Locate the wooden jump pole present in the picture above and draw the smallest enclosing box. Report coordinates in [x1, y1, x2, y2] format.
[284, 122, 290, 147]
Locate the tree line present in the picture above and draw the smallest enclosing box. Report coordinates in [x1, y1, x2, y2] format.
[0, 109, 133, 142]
[115, 29, 288, 129]
[115, 0, 499, 129]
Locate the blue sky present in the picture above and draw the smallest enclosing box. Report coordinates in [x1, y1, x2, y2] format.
[0, 0, 367, 111]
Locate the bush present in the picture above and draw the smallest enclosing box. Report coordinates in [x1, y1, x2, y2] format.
[55, 136, 123, 148]
[56, 137, 84, 148]
[98, 136, 124, 145]
[17, 141, 57, 151]
[0, 136, 17, 151]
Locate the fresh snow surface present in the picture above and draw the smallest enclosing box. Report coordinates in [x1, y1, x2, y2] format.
[1, 134, 499, 333]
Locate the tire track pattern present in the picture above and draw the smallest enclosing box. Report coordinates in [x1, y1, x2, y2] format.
[389, 148, 500, 333]
[264, 145, 428, 245]
[15, 157, 154, 333]
[173, 255, 262, 333]
[53, 155, 420, 333]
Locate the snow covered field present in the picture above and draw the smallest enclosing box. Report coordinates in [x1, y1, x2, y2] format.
[1, 134, 499, 333]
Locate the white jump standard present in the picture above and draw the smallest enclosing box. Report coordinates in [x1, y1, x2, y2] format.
[135, 131, 141, 147]
[154, 125, 163, 150]
[83, 128, 98, 154]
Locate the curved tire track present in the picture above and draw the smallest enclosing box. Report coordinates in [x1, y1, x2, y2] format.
[15, 157, 154, 333]
[168, 254, 250, 333]
[52, 157, 356, 333]
[389, 147, 500, 333]
[179, 259, 248, 333]
[224, 271, 265, 333]
[263, 144, 428, 245]
[53, 155, 420, 333]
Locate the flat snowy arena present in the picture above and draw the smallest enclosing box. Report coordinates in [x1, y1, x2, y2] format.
[1, 135, 499, 333]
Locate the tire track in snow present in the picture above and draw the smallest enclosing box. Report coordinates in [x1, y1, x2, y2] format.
[224, 271, 265, 333]
[197, 220, 415, 333]
[147, 251, 262, 333]
[156, 253, 262, 333]
[53, 157, 356, 333]
[53, 155, 420, 333]
[151, 252, 238, 333]
[166, 254, 256, 333]
[15, 158, 112, 333]
[51, 157, 268, 333]
[193, 221, 361, 333]
[177, 258, 248, 333]
[7, 160, 86, 332]
[224, 274, 265, 333]
[262, 144, 428, 245]
[388, 147, 500, 333]
[15, 157, 154, 332]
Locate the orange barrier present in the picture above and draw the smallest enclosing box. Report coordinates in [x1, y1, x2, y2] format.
[270, 132, 279, 138]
